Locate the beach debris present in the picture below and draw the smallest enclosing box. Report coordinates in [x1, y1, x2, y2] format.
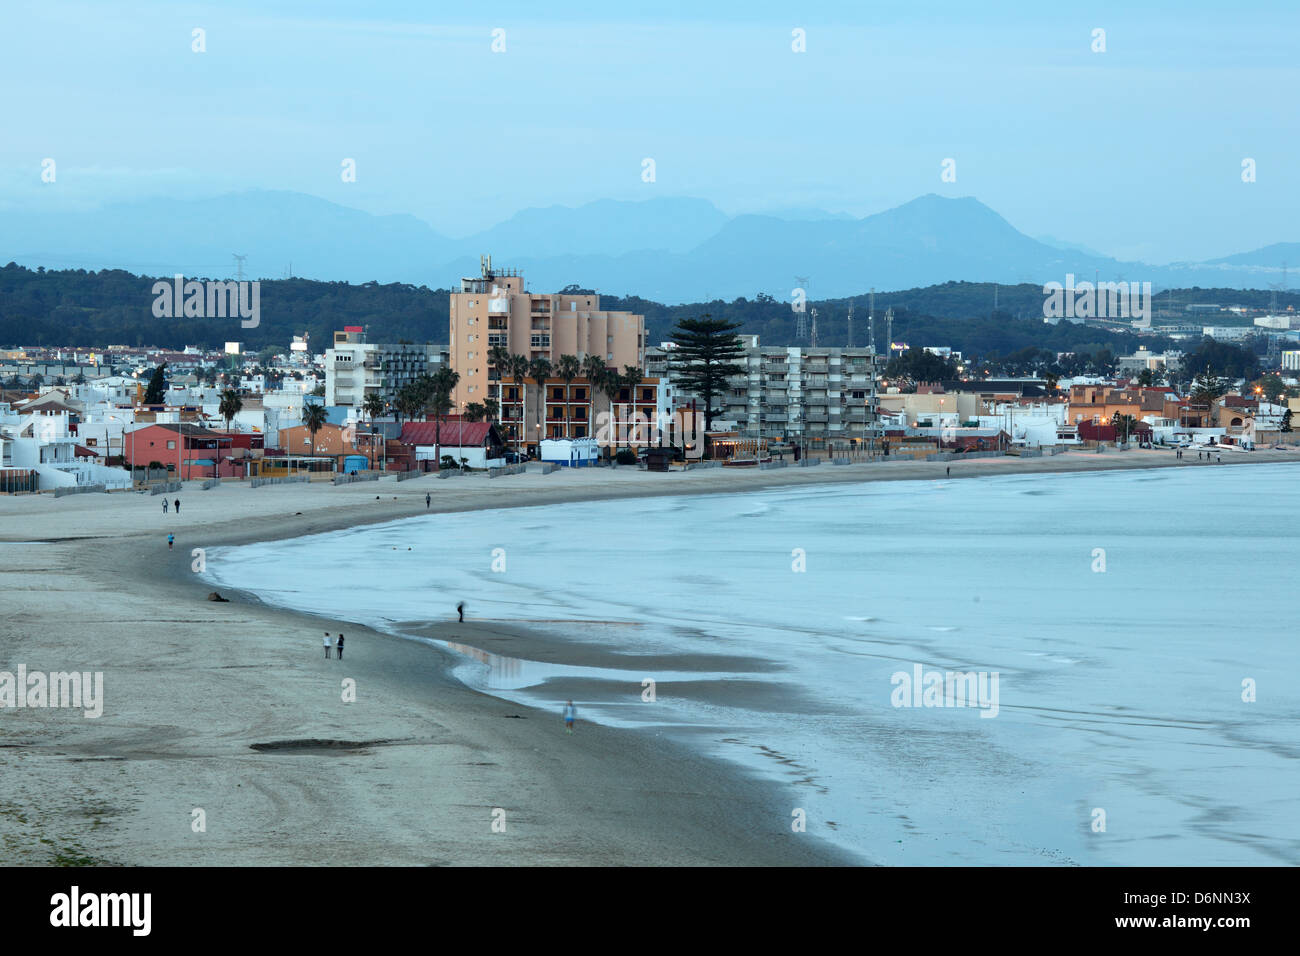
[206, 591, 229, 602]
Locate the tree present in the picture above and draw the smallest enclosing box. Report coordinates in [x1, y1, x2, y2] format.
[303, 402, 328, 465]
[142, 364, 168, 404]
[670, 315, 746, 433]
[1110, 413, 1136, 446]
[508, 354, 530, 453]
[529, 356, 552, 443]
[884, 349, 957, 388]
[621, 364, 644, 448]
[1251, 374, 1287, 404]
[555, 354, 581, 436]
[582, 353, 608, 439]
[1135, 368, 1155, 387]
[482, 397, 499, 423]
[1282, 408, 1293, 434]
[425, 366, 460, 466]
[1181, 339, 1258, 380]
[1189, 370, 1226, 424]
[219, 389, 243, 432]
[362, 392, 386, 468]
[464, 402, 486, 423]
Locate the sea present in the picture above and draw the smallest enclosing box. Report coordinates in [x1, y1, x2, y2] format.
[203, 463, 1300, 865]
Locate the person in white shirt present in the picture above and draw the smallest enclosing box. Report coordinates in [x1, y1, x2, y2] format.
[323, 632, 332, 659]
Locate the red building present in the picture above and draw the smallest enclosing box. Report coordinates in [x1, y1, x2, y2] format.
[123, 423, 261, 478]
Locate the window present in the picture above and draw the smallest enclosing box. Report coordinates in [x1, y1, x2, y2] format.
[166, 440, 176, 450]
[551, 388, 564, 400]
[573, 388, 586, 401]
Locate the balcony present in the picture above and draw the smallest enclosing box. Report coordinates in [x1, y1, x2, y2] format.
[762, 363, 788, 374]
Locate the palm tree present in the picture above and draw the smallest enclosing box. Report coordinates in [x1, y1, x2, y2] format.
[621, 365, 643, 450]
[555, 354, 581, 438]
[219, 389, 243, 433]
[508, 354, 530, 454]
[303, 402, 328, 472]
[487, 343, 511, 425]
[427, 366, 460, 466]
[218, 389, 243, 476]
[529, 356, 552, 443]
[582, 353, 608, 452]
[362, 392, 385, 469]
[482, 397, 499, 424]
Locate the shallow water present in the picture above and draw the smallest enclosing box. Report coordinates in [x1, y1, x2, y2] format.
[204, 463, 1300, 865]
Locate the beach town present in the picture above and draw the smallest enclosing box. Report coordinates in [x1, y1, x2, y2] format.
[4, 258, 1300, 868]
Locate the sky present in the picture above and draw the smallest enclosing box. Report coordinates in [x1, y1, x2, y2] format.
[1, 0, 1298, 263]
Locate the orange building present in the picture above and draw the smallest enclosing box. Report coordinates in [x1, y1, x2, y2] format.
[448, 256, 645, 411]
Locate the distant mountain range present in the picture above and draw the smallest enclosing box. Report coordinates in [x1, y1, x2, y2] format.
[2, 191, 1294, 303]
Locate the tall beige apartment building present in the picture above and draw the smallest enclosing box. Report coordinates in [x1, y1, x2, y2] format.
[448, 257, 645, 409]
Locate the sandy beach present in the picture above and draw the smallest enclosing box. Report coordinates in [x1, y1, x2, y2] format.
[3, 446, 1297, 866]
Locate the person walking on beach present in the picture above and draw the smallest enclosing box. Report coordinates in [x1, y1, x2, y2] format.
[174, 498, 181, 514]
[457, 601, 465, 623]
[162, 498, 169, 514]
[946, 466, 950, 477]
[336, 633, 344, 660]
[425, 493, 431, 509]
[323, 632, 332, 659]
[563, 700, 576, 735]
[167, 533, 174, 551]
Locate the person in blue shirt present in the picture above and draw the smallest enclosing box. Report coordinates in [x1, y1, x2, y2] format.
[563, 700, 576, 734]
[167, 533, 174, 551]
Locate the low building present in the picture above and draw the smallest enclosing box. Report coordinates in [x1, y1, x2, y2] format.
[399, 419, 505, 470]
[540, 437, 599, 467]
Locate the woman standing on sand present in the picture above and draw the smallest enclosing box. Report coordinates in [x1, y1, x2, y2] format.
[323, 632, 332, 659]
[336, 634, 344, 660]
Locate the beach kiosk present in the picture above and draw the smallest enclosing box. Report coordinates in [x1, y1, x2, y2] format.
[540, 437, 599, 467]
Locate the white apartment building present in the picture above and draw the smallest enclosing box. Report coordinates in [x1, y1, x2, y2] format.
[1117, 347, 1182, 374]
[719, 343, 886, 445]
[324, 328, 447, 408]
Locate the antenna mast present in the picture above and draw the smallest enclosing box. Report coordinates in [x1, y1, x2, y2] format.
[795, 276, 810, 341]
[232, 253, 248, 282]
[868, 288, 876, 354]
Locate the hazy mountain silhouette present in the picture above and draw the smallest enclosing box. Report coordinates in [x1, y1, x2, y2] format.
[1, 190, 1292, 303]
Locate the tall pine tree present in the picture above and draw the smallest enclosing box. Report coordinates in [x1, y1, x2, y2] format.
[670, 315, 746, 431]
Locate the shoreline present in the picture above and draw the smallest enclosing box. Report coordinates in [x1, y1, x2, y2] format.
[4, 448, 1298, 866]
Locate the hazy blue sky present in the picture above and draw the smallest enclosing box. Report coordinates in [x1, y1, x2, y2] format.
[2, 0, 1297, 263]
